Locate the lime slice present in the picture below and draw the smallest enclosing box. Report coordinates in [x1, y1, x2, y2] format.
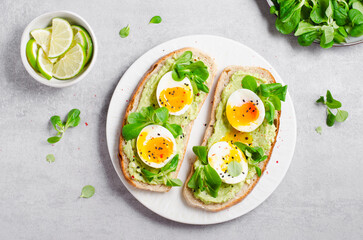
[26, 38, 39, 71]
[70, 31, 87, 51]
[48, 18, 73, 58]
[52, 43, 86, 80]
[30, 28, 51, 54]
[72, 25, 93, 64]
[49, 58, 58, 64]
[37, 48, 53, 80]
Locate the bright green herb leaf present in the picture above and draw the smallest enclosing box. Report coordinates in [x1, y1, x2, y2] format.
[242, 75, 258, 92]
[164, 123, 183, 138]
[48, 109, 81, 144]
[264, 100, 275, 125]
[46, 154, 55, 163]
[271, 0, 363, 48]
[204, 164, 222, 198]
[327, 109, 336, 127]
[122, 122, 149, 141]
[122, 106, 182, 140]
[255, 166, 262, 177]
[80, 185, 95, 198]
[50, 116, 63, 132]
[154, 107, 169, 124]
[161, 154, 179, 173]
[141, 169, 157, 182]
[166, 178, 182, 187]
[149, 16, 162, 24]
[172, 52, 210, 93]
[192, 146, 208, 165]
[65, 109, 81, 128]
[316, 96, 325, 103]
[47, 136, 61, 144]
[335, 109, 348, 122]
[187, 166, 203, 189]
[119, 24, 130, 38]
[228, 160, 243, 177]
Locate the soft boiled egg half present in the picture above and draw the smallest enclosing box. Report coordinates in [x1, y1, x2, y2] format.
[156, 72, 193, 116]
[136, 125, 177, 169]
[226, 89, 265, 132]
[208, 141, 248, 184]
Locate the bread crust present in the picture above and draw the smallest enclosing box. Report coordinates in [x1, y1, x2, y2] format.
[183, 66, 281, 211]
[118, 48, 217, 192]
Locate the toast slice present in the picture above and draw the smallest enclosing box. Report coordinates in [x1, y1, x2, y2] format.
[119, 48, 217, 192]
[183, 66, 281, 211]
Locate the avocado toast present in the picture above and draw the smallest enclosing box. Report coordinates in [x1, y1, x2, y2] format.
[119, 48, 217, 192]
[183, 66, 285, 211]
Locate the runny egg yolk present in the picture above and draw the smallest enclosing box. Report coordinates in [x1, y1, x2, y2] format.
[159, 85, 192, 113]
[226, 102, 259, 127]
[220, 128, 253, 145]
[137, 134, 174, 164]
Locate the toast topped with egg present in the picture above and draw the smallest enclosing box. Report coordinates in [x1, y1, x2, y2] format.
[119, 48, 217, 192]
[183, 66, 286, 211]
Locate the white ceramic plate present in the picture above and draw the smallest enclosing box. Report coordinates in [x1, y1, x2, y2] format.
[266, 0, 363, 46]
[106, 35, 297, 225]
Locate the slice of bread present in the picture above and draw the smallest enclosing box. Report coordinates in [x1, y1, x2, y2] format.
[183, 66, 281, 211]
[118, 48, 217, 192]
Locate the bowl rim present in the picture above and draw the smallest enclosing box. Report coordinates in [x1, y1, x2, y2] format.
[20, 10, 98, 88]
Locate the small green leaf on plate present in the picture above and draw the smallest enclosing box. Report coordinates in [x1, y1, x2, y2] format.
[228, 160, 242, 177]
[119, 24, 130, 38]
[46, 154, 55, 163]
[80, 185, 95, 198]
[149, 16, 162, 24]
[315, 126, 322, 135]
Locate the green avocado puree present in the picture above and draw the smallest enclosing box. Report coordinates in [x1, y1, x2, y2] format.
[124, 53, 209, 185]
[193, 71, 277, 204]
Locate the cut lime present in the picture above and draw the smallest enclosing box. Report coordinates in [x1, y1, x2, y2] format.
[49, 58, 58, 64]
[37, 48, 53, 80]
[26, 38, 39, 71]
[70, 31, 87, 51]
[72, 25, 93, 64]
[48, 18, 73, 58]
[52, 43, 86, 80]
[30, 28, 51, 54]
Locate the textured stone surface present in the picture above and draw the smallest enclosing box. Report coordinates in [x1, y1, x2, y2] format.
[1, 0, 362, 239]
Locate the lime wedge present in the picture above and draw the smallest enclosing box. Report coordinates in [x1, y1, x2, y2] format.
[26, 38, 39, 71]
[72, 25, 93, 64]
[71, 31, 87, 51]
[48, 18, 73, 58]
[49, 58, 58, 64]
[37, 48, 53, 80]
[30, 28, 51, 54]
[52, 43, 86, 80]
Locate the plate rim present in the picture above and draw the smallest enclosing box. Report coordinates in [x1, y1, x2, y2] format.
[106, 34, 297, 225]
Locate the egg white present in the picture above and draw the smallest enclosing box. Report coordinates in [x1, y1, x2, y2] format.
[208, 141, 248, 184]
[156, 72, 193, 116]
[226, 89, 265, 132]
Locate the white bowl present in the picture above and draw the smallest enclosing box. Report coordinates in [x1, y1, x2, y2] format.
[20, 11, 98, 88]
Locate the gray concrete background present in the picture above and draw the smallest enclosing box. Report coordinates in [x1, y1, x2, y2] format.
[1, 0, 362, 239]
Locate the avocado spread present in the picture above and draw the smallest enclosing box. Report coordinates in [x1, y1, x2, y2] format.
[123, 53, 209, 185]
[193, 71, 277, 204]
